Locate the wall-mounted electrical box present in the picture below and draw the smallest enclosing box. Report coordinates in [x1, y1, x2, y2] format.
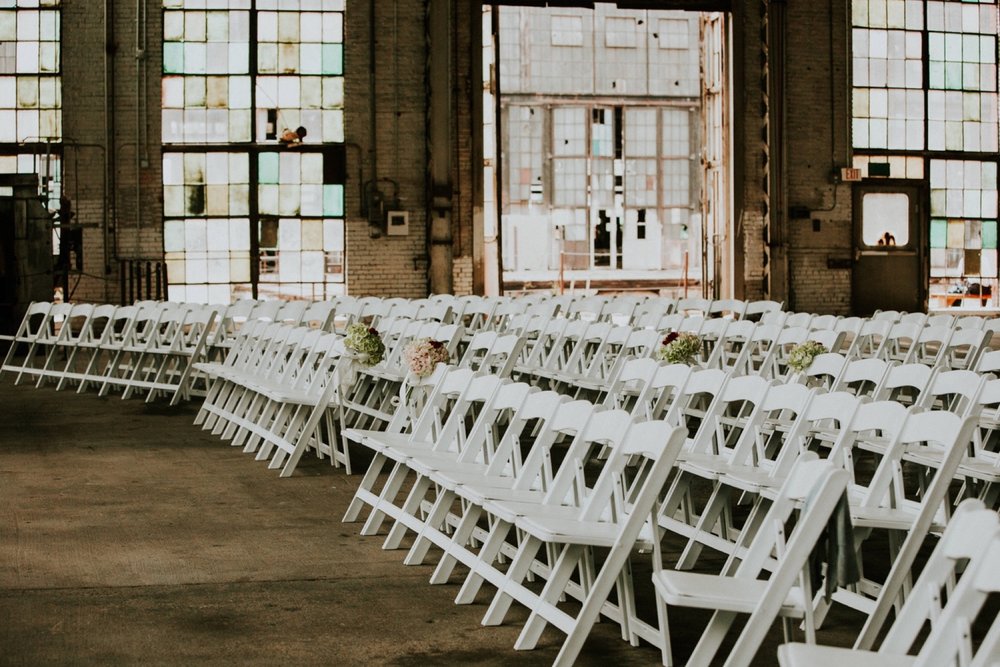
[386, 210, 409, 236]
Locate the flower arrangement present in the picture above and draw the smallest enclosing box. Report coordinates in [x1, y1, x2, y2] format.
[403, 338, 450, 377]
[657, 331, 702, 365]
[786, 340, 828, 373]
[344, 322, 385, 366]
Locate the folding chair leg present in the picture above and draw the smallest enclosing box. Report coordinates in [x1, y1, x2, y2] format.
[455, 518, 513, 605]
[514, 543, 584, 650]
[430, 503, 482, 584]
[482, 534, 543, 626]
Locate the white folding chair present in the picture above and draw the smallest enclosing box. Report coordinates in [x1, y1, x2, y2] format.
[652, 455, 850, 667]
[779, 499, 1000, 666]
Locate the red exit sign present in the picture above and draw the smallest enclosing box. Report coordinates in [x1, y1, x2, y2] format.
[841, 167, 863, 182]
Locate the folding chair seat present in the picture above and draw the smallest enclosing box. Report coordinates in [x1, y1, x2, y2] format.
[652, 455, 850, 667]
[34, 302, 96, 387]
[780, 499, 1000, 666]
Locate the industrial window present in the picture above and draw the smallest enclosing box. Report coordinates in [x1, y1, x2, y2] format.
[929, 159, 998, 282]
[0, 0, 61, 211]
[657, 19, 690, 50]
[550, 15, 583, 47]
[161, 0, 346, 303]
[503, 105, 543, 204]
[604, 16, 637, 49]
[852, 0, 1000, 307]
[552, 107, 588, 207]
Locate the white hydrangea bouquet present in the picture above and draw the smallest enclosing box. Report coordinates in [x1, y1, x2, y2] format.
[403, 337, 450, 377]
[657, 331, 702, 365]
[786, 340, 828, 373]
[343, 322, 386, 366]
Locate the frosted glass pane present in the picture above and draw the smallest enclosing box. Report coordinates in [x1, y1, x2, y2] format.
[230, 219, 250, 251]
[862, 191, 910, 245]
[164, 220, 185, 252]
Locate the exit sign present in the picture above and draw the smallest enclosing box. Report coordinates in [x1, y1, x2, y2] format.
[841, 167, 863, 182]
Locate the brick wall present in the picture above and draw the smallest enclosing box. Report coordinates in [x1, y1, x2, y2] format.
[60, 1, 164, 304]
[783, 0, 854, 315]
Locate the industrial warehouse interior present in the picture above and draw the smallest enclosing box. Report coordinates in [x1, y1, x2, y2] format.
[1, 0, 999, 665]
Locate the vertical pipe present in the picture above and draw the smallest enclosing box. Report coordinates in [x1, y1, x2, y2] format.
[104, 0, 116, 286]
[135, 0, 147, 258]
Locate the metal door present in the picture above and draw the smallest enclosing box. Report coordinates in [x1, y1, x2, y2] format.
[852, 184, 924, 315]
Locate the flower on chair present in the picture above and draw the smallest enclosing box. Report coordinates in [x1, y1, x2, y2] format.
[403, 338, 450, 377]
[657, 331, 702, 365]
[786, 341, 828, 373]
[344, 323, 386, 366]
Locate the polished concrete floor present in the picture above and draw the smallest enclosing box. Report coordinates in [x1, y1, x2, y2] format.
[0, 372, 870, 666]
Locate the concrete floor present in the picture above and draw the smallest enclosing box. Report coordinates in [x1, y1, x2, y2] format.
[0, 373, 869, 666]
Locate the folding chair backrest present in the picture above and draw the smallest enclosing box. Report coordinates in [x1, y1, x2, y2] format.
[916, 368, 989, 416]
[944, 327, 992, 370]
[873, 362, 936, 406]
[800, 351, 849, 390]
[875, 499, 1000, 658]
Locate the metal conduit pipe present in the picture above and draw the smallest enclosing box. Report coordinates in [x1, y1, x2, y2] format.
[104, 0, 116, 282]
[135, 0, 147, 258]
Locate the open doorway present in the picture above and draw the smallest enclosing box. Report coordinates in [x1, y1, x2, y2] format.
[482, 3, 731, 297]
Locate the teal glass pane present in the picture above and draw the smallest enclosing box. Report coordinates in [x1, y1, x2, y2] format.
[323, 184, 343, 216]
[258, 152, 279, 184]
[930, 218, 947, 248]
[321, 44, 342, 76]
[163, 42, 184, 74]
[983, 221, 997, 249]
